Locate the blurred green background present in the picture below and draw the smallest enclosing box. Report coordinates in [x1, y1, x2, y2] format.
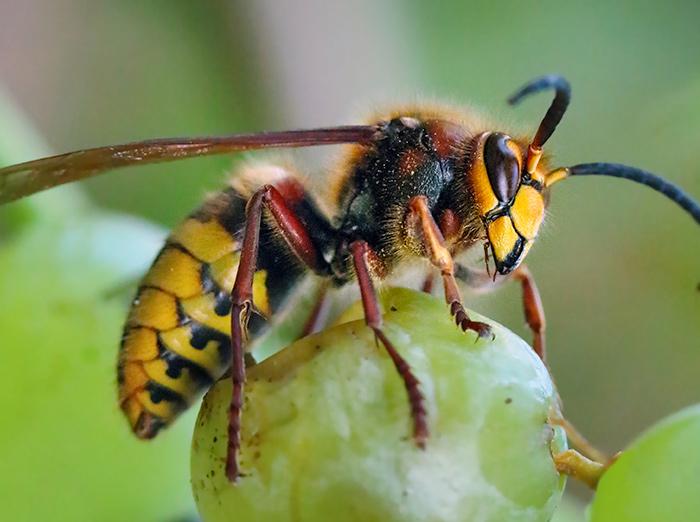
[1, 1, 698, 520]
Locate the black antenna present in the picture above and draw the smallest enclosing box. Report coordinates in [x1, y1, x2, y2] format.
[568, 162, 700, 224]
[508, 74, 571, 151]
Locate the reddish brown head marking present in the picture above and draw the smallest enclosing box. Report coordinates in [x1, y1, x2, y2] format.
[398, 149, 428, 175]
[425, 120, 466, 157]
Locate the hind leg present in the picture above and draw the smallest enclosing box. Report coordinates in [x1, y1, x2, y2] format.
[227, 182, 329, 482]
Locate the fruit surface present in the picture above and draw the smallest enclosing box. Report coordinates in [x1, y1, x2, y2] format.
[0, 205, 197, 522]
[589, 404, 700, 522]
[192, 287, 566, 522]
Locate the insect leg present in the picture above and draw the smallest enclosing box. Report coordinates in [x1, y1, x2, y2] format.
[349, 240, 429, 447]
[298, 285, 330, 338]
[421, 273, 435, 294]
[227, 184, 326, 483]
[511, 266, 546, 362]
[406, 196, 492, 339]
[453, 263, 545, 358]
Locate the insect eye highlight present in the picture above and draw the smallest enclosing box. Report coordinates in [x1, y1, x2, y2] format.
[483, 133, 521, 203]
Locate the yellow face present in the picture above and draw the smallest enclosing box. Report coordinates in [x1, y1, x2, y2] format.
[470, 132, 547, 274]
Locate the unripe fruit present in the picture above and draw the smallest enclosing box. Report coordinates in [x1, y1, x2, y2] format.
[192, 287, 566, 522]
[0, 93, 196, 521]
[0, 209, 196, 521]
[589, 404, 700, 522]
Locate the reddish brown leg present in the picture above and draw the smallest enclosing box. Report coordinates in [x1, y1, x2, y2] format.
[512, 265, 547, 362]
[453, 262, 544, 356]
[421, 273, 435, 294]
[349, 240, 428, 447]
[227, 184, 325, 482]
[298, 286, 330, 338]
[510, 267, 607, 461]
[407, 196, 492, 340]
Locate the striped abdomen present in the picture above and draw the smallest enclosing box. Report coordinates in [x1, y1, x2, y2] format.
[118, 183, 308, 438]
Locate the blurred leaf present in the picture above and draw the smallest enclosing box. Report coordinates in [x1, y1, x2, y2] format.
[0, 85, 89, 237]
[0, 84, 196, 522]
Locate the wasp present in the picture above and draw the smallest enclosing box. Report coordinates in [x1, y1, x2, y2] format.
[1, 75, 698, 483]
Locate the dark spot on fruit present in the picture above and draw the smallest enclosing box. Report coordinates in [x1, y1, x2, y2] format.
[505, 397, 512, 404]
[213, 436, 218, 443]
[390, 306, 398, 312]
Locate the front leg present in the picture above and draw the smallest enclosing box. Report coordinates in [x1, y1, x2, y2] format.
[454, 263, 546, 361]
[406, 196, 492, 340]
[512, 266, 546, 361]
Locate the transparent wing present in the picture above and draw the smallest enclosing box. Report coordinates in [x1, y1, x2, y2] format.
[0, 126, 378, 203]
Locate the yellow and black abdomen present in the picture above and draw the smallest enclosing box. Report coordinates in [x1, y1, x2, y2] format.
[117, 184, 307, 438]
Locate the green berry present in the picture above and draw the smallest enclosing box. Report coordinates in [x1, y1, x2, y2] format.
[192, 287, 566, 522]
[0, 208, 196, 521]
[589, 404, 700, 522]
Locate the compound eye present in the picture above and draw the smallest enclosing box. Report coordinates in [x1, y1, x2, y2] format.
[483, 133, 521, 203]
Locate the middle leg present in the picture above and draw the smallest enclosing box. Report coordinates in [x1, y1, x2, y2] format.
[512, 265, 546, 361]
[350, 240, 429, 447]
